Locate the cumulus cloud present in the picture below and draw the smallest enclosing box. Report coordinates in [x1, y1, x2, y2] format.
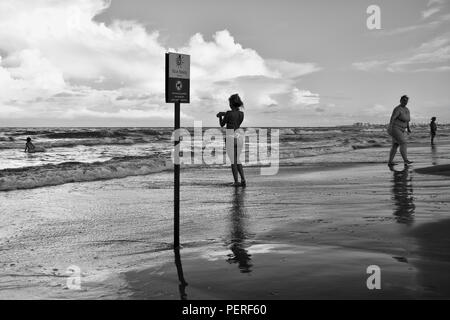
[0, 50, 66, 101]
[0, 0, 320, 125]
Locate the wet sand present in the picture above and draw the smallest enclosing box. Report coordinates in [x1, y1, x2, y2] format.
[125, 161, 450, 300]
[416, 164, 450, 177]
[0, 145, 449, 299]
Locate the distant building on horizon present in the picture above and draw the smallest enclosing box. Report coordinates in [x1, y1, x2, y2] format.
[353, 122, 372, 127]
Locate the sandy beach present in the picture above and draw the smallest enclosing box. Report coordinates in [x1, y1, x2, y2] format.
[1, 143, 449, 300]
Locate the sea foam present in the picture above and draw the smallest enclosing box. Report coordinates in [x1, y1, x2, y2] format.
[0, 155, 169, 191]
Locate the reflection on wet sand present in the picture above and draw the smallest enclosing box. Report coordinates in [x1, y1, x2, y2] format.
[174, 246, 188, 299]
[226, 187, 253, 273]
[431, 145, 438, 166]
[390, 166, 415, 225]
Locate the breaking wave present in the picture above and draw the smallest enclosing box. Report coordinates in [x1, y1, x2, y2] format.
[0, 155, 170, 192]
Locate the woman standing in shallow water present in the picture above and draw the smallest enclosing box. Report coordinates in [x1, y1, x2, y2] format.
[217, 94, 246, 187]
[388, 95, 413, 166]
[430, 117, 437, 145]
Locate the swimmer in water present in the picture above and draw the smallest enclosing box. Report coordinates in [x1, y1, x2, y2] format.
[217, 94, 246, 187]
[24, 137, 36, 153]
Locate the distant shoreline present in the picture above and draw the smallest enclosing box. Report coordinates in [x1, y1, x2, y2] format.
[1, 124, 450, 129]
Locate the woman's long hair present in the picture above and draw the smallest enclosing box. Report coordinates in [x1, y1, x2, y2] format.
[229, 94, 244, 110]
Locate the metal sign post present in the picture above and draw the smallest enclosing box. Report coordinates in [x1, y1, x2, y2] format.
[174, 100, 180, 248]
[166, 52, 190, 248]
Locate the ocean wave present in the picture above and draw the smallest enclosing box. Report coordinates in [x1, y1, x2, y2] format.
[8, 130, 55, 136]
[0, 136, 15, 142]
[0, 137, 159, 150]
[361, 128, 386, 132]
[44, 128, 164, 139]
[0, 155, 170, 192]
[280, 128, 296, 135]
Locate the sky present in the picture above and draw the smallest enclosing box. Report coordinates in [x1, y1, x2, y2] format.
[0, 0, 449, 127]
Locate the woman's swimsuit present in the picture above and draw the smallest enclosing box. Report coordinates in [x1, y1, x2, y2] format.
[391, 106, 410, 145]
[223, 110, 244, 164]
[393, 107, 410, 129]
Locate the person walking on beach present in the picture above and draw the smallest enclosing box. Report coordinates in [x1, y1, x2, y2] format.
[217, 94, 246, 187]
[24, 137, 36, 153]
[388, 95, 413, 166]
[430, 117, 437, 145]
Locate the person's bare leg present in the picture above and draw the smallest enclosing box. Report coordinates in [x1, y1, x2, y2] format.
[231, 164, 239, 184]
[237, 164, 246, 185]
[389, 143, 399, 164]
[399, 143, 409, 163]
[230, 138, 240, 185]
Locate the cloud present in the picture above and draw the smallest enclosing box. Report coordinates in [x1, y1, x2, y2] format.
[422, 7, 441, 19]
[411, 65, 450, 72]
[387, 36, 450, 72]
[291, 88, 320, 106]
[62, 107, 191, 120]
[423, 0, 447, 19]
[353, 34, 450, 73]
[177, 30, 321, 115]
[367, 104, 389, 117]
[0, 0, 320, 125]
[265, 60, 321, 79]
[0, 50, 66, 102]
[0, 104, 23, 118]
[376, 3, 450, 36]
[352, 60, 386, 72]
